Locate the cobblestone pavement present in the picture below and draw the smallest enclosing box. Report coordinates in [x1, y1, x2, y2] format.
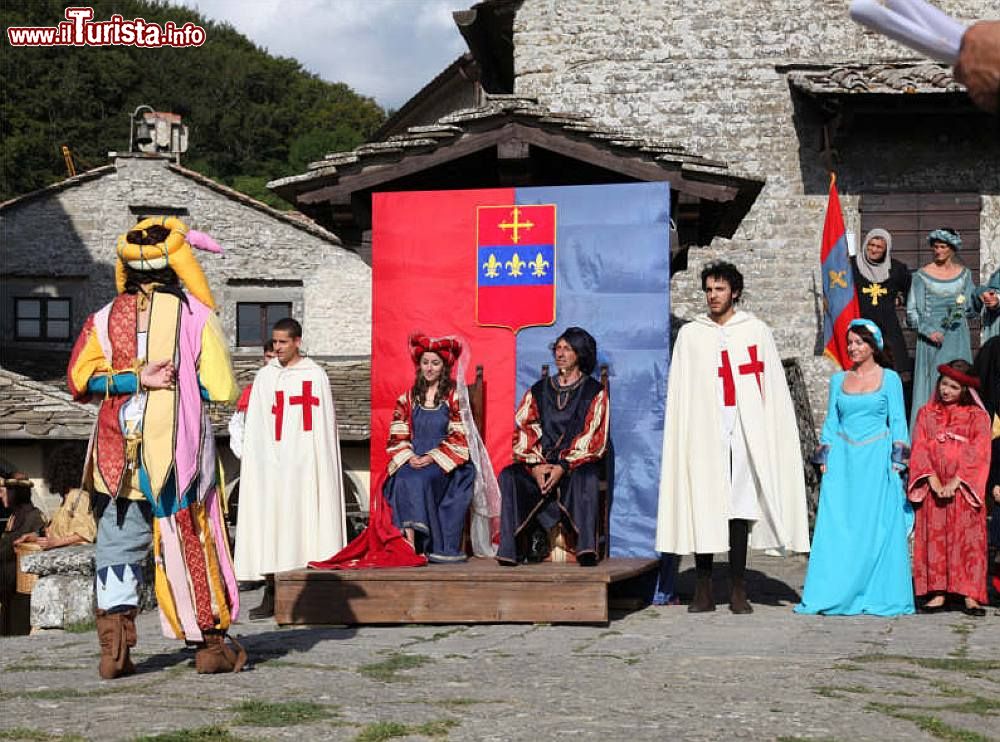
[2, 555, 998, 742]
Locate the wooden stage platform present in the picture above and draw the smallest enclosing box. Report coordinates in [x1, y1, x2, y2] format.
[274, 557, 658, 625]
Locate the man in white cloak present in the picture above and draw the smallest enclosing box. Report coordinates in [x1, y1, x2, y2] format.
[234, 317, 346, 619]
[656, 261, 810, 614]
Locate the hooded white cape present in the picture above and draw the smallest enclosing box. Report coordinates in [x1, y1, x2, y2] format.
[656, 311, 810, 555]
[234, 356, 346, 580]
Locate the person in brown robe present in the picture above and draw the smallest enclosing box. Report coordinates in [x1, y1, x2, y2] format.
[0, 473, 45, 635]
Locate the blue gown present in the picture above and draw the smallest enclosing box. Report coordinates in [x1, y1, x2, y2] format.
[906, 268, 976, 430]
[796, 369, 915, 616]
[385, 402, 474, 563]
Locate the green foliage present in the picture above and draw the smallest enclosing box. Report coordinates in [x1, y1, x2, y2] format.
[0, 730, 86, 742]
[867, 702, 991, 742]
[1, 0, 385, 202]
[63, 618, 96, 633]
[354, 722, 410, 742]
[353, 719, 458, 742]
[229, 699, 334, 727]
[132, 726, 237, 742]
[357, 652, 433, 682]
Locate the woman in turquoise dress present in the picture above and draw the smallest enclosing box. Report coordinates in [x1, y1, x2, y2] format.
[796, 319, 914, 616]
[906, 228, 977, 430]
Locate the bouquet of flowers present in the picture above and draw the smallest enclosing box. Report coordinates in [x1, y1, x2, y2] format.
[941, 294, 967, 330]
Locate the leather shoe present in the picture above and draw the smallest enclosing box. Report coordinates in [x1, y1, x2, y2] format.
[962, 605, 986, 617]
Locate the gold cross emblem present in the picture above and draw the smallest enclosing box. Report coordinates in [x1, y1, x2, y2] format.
[828, 270, 848, 290]
[862, 282, 888, 306]
[498, 207, 534, 244]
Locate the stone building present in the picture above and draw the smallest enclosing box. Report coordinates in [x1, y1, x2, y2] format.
[490, 0, 1000, 420]
[277, 0, 999, 429]
[0, 151, 373, 506]
[1, 152, 370, 357]
[0, 369, 95, 512]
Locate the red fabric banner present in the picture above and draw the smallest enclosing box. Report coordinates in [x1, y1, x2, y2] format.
[370, 188, 520, 481]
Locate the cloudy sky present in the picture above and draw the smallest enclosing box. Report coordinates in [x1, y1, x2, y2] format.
[174, 0, 472, 110]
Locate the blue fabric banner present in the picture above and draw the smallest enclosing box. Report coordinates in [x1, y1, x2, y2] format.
[513, 182, 671, 558]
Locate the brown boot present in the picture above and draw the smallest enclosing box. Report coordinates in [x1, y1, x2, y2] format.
[688, 574, 716, 613]
[729, 577, 754, 614]
[728, 520, 753, 614]
[688, 554, 716, 613]
[96, 609, 137, 680]
[195, 631, 247, 674]
[248, 576, 274, 620]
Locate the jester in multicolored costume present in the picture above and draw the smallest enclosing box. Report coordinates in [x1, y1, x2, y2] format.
[67, 216, 245, 678]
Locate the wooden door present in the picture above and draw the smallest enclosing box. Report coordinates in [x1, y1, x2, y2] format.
[860, 193, 982, 355]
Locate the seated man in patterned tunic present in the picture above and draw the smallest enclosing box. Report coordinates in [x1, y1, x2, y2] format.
[497, 327, 610, 567]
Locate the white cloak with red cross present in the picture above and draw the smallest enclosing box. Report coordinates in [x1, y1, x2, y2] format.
[655, 311, 810, 555]
[234, 356, 346, 580]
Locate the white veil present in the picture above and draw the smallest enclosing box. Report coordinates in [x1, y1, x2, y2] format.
[453, 343, 501, 557]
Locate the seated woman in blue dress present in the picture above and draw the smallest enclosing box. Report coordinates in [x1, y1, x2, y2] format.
[384, 334, 475, 563]
[796, 319, 914, 616]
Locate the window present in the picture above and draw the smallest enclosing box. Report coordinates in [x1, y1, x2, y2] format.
[15, 297, 71, 340]
[237, 302, 292, 347]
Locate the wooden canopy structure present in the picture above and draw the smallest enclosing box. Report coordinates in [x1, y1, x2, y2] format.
[268, 96, 764, 257]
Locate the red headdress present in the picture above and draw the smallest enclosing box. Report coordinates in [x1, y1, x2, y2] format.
[409, 333, 462, 367]
[937, 364, 981, 390]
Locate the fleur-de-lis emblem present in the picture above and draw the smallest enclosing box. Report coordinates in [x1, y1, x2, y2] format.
[528, 252, 549, 277]
[505, 253, 525, 277]
[482, 253, 502, 279]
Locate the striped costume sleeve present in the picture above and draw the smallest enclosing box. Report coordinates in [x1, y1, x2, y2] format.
[427, 391, 470, 473]
[66, 315, 108, 401]
[560, 387, 610, 469]
[511, 388, 545, 466]
[386, 394, 416, 475]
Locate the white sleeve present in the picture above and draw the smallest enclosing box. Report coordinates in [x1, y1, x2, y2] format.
[228, 410, 246, 459]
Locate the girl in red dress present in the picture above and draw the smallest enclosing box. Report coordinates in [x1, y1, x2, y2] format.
[908, 360, 992, 616]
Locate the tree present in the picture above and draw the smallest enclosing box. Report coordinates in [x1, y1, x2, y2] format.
[0, 0, 386, 204]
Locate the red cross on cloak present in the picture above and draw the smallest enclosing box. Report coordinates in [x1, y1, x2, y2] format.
[290, 380, 320, 432]
[718, 350, 736, 407]
[738, 344, 765, 396]
[272, 391, 285, 441]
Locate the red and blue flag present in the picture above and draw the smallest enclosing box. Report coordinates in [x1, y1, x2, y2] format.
[821, 175, 860, 370]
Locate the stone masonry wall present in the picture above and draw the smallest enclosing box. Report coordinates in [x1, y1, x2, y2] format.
[513, 0, 1000, 427]
[1, 155, 371, 358]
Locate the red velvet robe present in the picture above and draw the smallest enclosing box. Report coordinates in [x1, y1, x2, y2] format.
[908, 400, 991, 603]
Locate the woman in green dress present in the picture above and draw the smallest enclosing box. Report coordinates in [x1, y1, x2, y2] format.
[906, 228, 977, 430]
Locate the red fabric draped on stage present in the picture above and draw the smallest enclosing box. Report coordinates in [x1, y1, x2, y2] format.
[308, 473, 427, 570]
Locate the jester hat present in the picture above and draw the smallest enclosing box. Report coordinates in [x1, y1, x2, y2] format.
[409, 333, 462, 367]
[115, 216, 222, 309]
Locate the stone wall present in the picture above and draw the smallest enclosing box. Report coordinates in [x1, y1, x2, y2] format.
[1, 155, 372, 358]
[512, 0, 1000, 426]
